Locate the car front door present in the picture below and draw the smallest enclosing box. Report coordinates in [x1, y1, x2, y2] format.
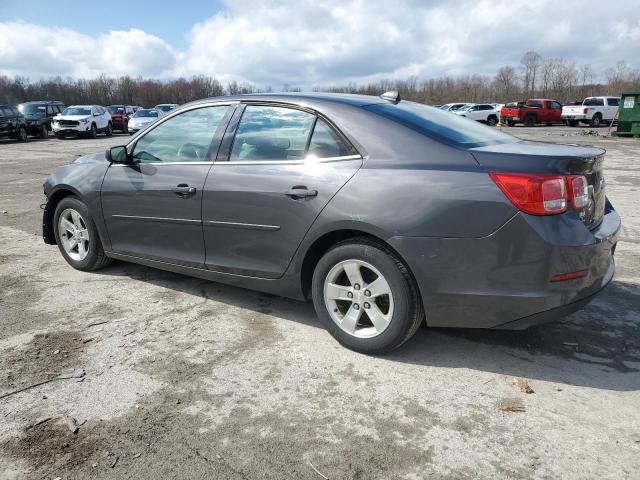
[101, 103, 233, 267]
[202, 104, 363, 279]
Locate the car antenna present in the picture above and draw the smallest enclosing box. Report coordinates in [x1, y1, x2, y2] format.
[380, 91, 401, 104]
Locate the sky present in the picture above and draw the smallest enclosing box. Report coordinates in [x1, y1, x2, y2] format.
[0, 0, 639, 88]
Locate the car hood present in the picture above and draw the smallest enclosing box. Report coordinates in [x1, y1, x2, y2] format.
[25, 114, 44, 120]
[73, 152, 107, 164]
[130, 117, 156, 124]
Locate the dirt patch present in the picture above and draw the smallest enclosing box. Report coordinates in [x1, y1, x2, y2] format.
[0, 331, 86, 394]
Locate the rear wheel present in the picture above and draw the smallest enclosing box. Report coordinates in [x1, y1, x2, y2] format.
[507, 120, 516, 127]
[39, 124, 48, 138]
[487, 115, 497, 126]
[312, 238, 423, 354]
[524, 114, 536, 127]
[590, 113, 602, 127]
[53, 196, 112, 271]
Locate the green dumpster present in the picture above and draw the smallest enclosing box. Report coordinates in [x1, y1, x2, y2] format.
[616, 92, 640, 137]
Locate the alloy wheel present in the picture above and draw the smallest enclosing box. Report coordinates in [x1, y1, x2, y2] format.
[323, 259, 394, 338]
[58, 208, 90, 261]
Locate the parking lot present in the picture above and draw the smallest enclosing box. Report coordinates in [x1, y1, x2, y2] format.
[0, 127, 639, 479]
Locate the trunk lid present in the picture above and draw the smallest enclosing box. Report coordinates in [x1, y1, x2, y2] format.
[470, 141, 606, 229]
[562, 105, 584, 116]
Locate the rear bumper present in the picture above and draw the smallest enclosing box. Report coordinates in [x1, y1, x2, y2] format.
[389, 203, 620, 329]
[562, 114, 588, 121]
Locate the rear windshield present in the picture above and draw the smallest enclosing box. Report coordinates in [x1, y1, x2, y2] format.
[62, 107, 91, 116]
[365, 101, 517, 147]
[133, 109, 159, 118]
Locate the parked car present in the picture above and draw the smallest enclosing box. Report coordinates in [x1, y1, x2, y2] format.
[107, 105, 136, 133]
[500, 98, 563, 126]
[127, 108, 163, 134]
[0, 104, 28, 142]
[561, 96, 620, 127]
[42, 92, 619, 354]
[52, 105, 113, 139]
[454, 103, 500, 126]
[438, 103, 469, 112]
[18, 100, 65, 138]
[154, 103, 179, 113]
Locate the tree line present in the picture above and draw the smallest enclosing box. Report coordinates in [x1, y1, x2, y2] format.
[1, 51, 638, 107]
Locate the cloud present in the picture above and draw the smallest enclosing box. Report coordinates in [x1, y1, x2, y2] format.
[0, 0, 639, 86]
[0, 22, 176, 78]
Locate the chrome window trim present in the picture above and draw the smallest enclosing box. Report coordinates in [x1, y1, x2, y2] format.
[111, 214, 201, 225]
[205, 220, 280, 231]
[109, 154, 363, 167]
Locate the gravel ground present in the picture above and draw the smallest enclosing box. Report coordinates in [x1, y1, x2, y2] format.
[0, 126, 639, 479]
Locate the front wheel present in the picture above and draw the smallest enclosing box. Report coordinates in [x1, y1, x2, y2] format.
[524, 115, 536, 127]
[53, 196, 112, 271]
[89, 123, 97, 138]
[18, 126, 27, 142]
[105, 122, 113, 136]
[39, 124, 48, 138]
[312, 238, 423, 354]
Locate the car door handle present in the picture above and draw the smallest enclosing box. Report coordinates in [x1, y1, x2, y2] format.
[173, 184, 196, 198]
[285, 186, 318, 199]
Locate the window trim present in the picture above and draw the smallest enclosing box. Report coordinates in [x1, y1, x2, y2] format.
[214, 100, 362, 165]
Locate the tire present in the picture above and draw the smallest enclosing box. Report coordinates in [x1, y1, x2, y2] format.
[123, 123, 129, 134]
[90, 123, 97, 138]
[55, 132, 65, 139]
[17, 126, 27, 142]
[311, 238, 423, 354]
[487, 115, 497, 126]
[546, 122, 553, 126]
[590, 114, 602, 127]
[568, 120, 578, 127]
[106, 122, 113, 136]
[507, 121, 516, 127]
[39, 124, 48, 139]
[524, 114, 536, 127]
[53, 196, 112, 271]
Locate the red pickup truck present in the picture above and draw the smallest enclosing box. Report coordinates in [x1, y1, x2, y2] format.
[500, 99, 563, 127]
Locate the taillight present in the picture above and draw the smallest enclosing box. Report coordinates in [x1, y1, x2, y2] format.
[583, 107, 588, 114]
[489, 172, 589, 216]
[567, 175, 588, 209]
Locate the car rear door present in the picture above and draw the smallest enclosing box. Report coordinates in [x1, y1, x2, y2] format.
[101, 103, 234, 267]
[202, 103, 362, 279]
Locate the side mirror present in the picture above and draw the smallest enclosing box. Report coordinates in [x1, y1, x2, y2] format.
[106, 145, 129, 163]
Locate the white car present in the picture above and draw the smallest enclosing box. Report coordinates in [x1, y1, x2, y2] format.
[439, 103, 470, 112]
[561, 96, 620, 127]
[127, 108, 164, 135]
[154, 103, 179, 114]
[52, 105, 112, 139]
[454, 103, 500, 126]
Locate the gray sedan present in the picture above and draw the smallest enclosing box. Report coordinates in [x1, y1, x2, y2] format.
[42, 92, 620, 353]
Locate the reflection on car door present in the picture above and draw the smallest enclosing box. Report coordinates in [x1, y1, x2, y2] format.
[202, 104, 362, 279]
[101, 104, 233, 267]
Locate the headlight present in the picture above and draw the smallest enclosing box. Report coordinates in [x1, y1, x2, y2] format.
[80, 118, 88, 124]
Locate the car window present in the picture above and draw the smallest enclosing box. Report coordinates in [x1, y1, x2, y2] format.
[1, 106, 13, 116]
[365, 101, 517, 148]
[583, 98, 604, 106]
[230, 105, 316, 162]
[552, 101, 562, 109]
[526, 100, 542, 108]
[607, 98, 619, 107]
[479, 105, 492, 111]
[132, 106, 229, 164]
[307, 118, 353, 158]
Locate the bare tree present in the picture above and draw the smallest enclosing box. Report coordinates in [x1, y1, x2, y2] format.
[520, 50, 542, 98]
[493, 66, 518, 101]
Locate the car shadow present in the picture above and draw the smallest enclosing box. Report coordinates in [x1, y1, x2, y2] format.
[96, 261, 640, 392]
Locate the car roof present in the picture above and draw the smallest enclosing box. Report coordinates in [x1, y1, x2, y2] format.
[186, 92, 388, 109]
[20, 100, 64, 105]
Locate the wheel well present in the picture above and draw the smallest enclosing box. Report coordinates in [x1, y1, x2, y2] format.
[43, 189, 76, 244]
[299, 229, 415, 299]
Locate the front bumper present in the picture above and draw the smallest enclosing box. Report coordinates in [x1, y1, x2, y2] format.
[52, 122, 92, 134]
[389, 203, 620, 329]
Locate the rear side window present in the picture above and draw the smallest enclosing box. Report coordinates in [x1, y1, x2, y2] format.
[230, 105, 315, 162]
[308, 119, 353, 158]
[365, 101, 516, 148]
[583, 98, 604, 106]
[607, 98, 619, 106]
[526, 100, 542, 108]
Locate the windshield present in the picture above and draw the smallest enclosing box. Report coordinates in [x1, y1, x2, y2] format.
[365, 101, 517, 147]
[108, 106, 126, 114]
[18, 104, 46, 115]
[156, 105, 174, 112]
[450, 104, 467, 111]
[583, 98, 604, 106]
[133, 109, 159, 118]
[62, 107, 91, 116]
[459, 104, 475, 111]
